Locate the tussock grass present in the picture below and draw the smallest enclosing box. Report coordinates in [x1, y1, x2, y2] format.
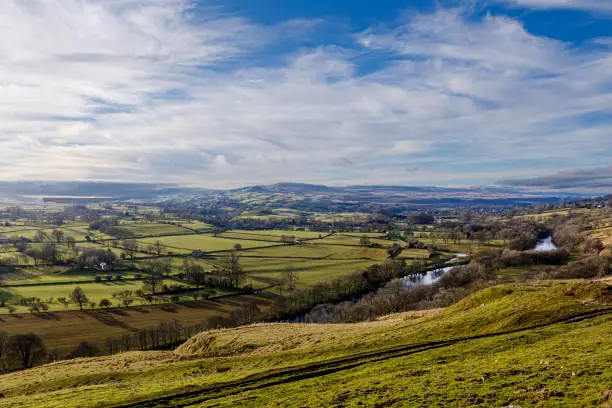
[0, 280, 610, 407]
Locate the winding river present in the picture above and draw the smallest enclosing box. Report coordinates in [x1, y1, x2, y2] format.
[401, 266, 455, 288]
[401, 238, 558, 289]
[401, 253, 468, 288]
[533, 236, 558, 252]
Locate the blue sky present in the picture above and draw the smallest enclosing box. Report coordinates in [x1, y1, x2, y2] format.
[1, 0, 612, 190]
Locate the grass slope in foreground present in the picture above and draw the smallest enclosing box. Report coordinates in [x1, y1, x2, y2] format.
[0, 279, 610, 407]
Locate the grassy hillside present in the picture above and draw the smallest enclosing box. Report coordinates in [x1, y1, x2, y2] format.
[0, 279, 610, 407]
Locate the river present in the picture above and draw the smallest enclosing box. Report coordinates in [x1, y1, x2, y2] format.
[401, 266, 455, 288]
[400, 252, 469, 289]
[401, 239, 557, 289]
[533, 236, 557, 252]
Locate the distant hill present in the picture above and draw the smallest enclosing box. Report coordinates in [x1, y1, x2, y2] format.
[0, 181, 209, 201]
[0, 180, 590, 207]
[232, 182, 585, 198]
[232, 182, 338, 194]
[229, 182, 588, 208]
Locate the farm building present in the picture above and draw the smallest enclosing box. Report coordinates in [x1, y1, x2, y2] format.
[95, 262, 113, 271]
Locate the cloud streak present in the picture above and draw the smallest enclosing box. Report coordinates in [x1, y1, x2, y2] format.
[503, 0, 612, 12]
[497, 166, 612, 190]
[0, 1, 611, 189]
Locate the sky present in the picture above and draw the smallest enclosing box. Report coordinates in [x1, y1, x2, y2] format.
[1, 0, 612, 190]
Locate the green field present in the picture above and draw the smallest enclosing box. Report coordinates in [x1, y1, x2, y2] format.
[175, 220, 213, 231]
[242, 243, 388, 259]
[1, 224, 113, 242]
[244, 258, 379, 288]
[229, 229, 326, 239]
[1, 268, 127, 285]
[0, 225, 41, 234]
[219, 231, 298, 242]
[318, 233, 393, 246]
[138, 234, 278, 253]
[1, 220, 444, 299]
[110, 222, 191, 237]
[1, 220, 401, 312]
[2, 278, 191, 312]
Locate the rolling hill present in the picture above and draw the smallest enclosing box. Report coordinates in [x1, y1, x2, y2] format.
[1, 279, 610, 407]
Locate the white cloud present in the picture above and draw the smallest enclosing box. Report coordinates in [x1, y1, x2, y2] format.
[503, 0, 612, 12]
[390, 140, 432, 155]
[0, 2, 611, 188]
[213, 154, 228, 166]
[358, 10, 566, 71]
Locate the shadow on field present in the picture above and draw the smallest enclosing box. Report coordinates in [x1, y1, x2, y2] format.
[183, 302, 217, 310]
[90, 311, 133, 330]
[108, 309, 129, 317]
[180, 301, 225, 311]
[33, 312, 61, 321]
[159, 305, 178, 313]
[98, 280, 138, 287]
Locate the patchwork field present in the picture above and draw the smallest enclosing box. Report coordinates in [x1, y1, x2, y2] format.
[0, 218, 469, 354]
[1, 220, 455, 304]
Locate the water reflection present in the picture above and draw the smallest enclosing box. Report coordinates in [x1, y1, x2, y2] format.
[401, 266, 454, 289]
[533, 236, 557, 252]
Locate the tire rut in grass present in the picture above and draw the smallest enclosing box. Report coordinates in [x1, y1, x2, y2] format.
[114, 307, 612, 408]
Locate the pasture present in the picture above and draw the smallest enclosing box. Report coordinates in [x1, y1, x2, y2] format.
[109, 222, 191, 237]
[2, 278, 192, 313]
[138, 234, 277, 253]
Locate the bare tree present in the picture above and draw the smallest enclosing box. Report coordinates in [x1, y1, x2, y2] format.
[68, 341, 100, 359]
[5, 333, 46, 369]
[282, 266, 299, 294]
[51, 229, 64, 243]
[0, 331, 8, 371]
[34, 230, 49, 243]
[41, 241, 58, 263]
[153, 240, 165, 256]
[142, 262, 164, 294]
[221, 252, 246, 288]
[25, 248, 43, 265]
[70, 287, 88, 312]
[65, 235, 77, 255]
[158, 257, 173, 277]
[122, 239, 138, 264]
[147, 258, 172, 277]
[387, 243, 403, 259]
